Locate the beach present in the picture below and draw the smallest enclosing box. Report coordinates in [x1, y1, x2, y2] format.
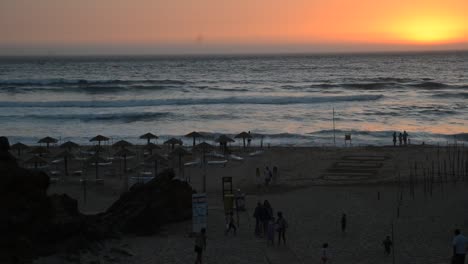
[24, 143, 468, 264]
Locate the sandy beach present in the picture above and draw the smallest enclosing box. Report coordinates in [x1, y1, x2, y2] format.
[22, 142, 467, 264]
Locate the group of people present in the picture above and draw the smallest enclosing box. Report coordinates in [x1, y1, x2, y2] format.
[392, 130, 410, 146]
[253, 200, 288, 245]
[255, 166, 279, 188]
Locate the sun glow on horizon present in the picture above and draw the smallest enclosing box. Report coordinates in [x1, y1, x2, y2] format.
[388, 16, 466, 44]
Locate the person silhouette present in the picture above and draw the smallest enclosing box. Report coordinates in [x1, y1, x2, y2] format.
[403, 131, 408, 145]
[392, 132, 397, 147]
[398, 133, 403, 146]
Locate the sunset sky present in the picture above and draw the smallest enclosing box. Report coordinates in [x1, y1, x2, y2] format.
[1, 0, 467, 55]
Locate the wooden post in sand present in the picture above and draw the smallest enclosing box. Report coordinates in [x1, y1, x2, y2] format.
[332, 107, 336, 146]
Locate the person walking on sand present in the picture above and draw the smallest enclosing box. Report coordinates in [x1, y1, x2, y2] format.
[403, 130, 409, 145]
[321, 243, 330, 263]
[253, 202, 263, 236]
[264, 166, 271, 187]
[341, 213, 347, 234]
[272, 166, 278, 185]
[194, 228, 206, 264]
[382, 236, 393, 255]
[452, 229, 468, 264]
[247, 131, 252, 147]
[267, 217, 276, 245]
[255, 168, 261, 190]
[392, 132, 397, 147]
[263, 200, 273, 236]
[398, 132, 403, 146]
[276, 212, 288, 245]
[225, 212, 237, 236]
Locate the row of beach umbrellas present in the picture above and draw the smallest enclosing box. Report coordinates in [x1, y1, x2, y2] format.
[12, 131, 253, 153]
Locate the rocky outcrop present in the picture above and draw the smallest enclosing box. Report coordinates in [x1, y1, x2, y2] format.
[99, 169, 193, 235]
[0, 136, 194, 262]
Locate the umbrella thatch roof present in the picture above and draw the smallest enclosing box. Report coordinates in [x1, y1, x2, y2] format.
[29, 146, 49, 155]
[24, 155, 48, 165]
[11, 142, 29, 150]
[145, 153, 167, 162]
[143, 142, 161, 150]
[60, 141, 80, 149]
[164, 138, 183, 145]
[90, 135, 109, 142]
[185, 131, 203, 138]
[38, 136, 58, 144]
[139, 132, 158, 140]
[235, 131, 252, 139]
[194, 142, 214, 152]
[215, 135, 235, 143]
[114, 148, 135, 157]
[112, 140, 133, 148]
[171, 147, 190, 156]
[55, 150, 75, 159]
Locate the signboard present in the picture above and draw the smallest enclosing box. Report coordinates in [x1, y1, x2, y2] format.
[192, 193, 207, 233]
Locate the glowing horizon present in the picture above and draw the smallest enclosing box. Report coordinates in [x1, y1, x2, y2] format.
[1, 0, 467, 54]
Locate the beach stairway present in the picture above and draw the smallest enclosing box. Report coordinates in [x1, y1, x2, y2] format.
[322, 154, 390, 181]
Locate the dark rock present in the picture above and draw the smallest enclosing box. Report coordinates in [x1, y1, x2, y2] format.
[99, 169, 193, 235]
[0, 136, 193, 261]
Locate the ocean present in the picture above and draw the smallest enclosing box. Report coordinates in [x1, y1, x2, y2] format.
[0, 51, 467, 146]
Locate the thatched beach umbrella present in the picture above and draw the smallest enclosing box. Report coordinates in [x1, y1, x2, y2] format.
[30, 146, 49, 157]
[90, 135, 109, 146]
[25, 155, 48, 169]
[235, 131, 252, 149]
[185, 131, 203, 147]
[55, 150, 75, 176]
[112, 140, 133, 149]
[194, 142, 214, 192]
[11, 142, 29, 156]
[171, 147, 190, 175]
[164, 138, 183, 150]
[114, 148, 135, 175]
[38, 136, 58, 149]
[215, 135, 235, 154]
[140, 132, 158, 145]
[145, 153, 167, 177]
[60, 141, 80, 151]
[87, 154, 107, 180]
[143, 142, 160, 155]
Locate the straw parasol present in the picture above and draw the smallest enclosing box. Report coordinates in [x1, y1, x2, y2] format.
[164, 138, 183, 150]
[194, 142, 214, 192]
[143, 142, 160, 155]
[30, 146, 49, 157]
[185, 131, 203, 147]
[10, 142, 29, 156]
[140, 132, 158, 144]
[215, 135, 235, 154]
[87, 154, 107, 180]
[38, 136, 58, 149]
[145, 153, 167, 177]
[171, 147, 190, 175]
[90, 135, 109, 146]
[235, 131, 252, 149]
[60, 141, 80, 151]
[112, 140, 133, 149]
[114, 148, 135, 175]
[25, 155, 48, 169]
[55, 150, 75, 176]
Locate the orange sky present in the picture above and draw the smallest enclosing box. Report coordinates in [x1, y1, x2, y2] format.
[0, 0, 467, 54]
